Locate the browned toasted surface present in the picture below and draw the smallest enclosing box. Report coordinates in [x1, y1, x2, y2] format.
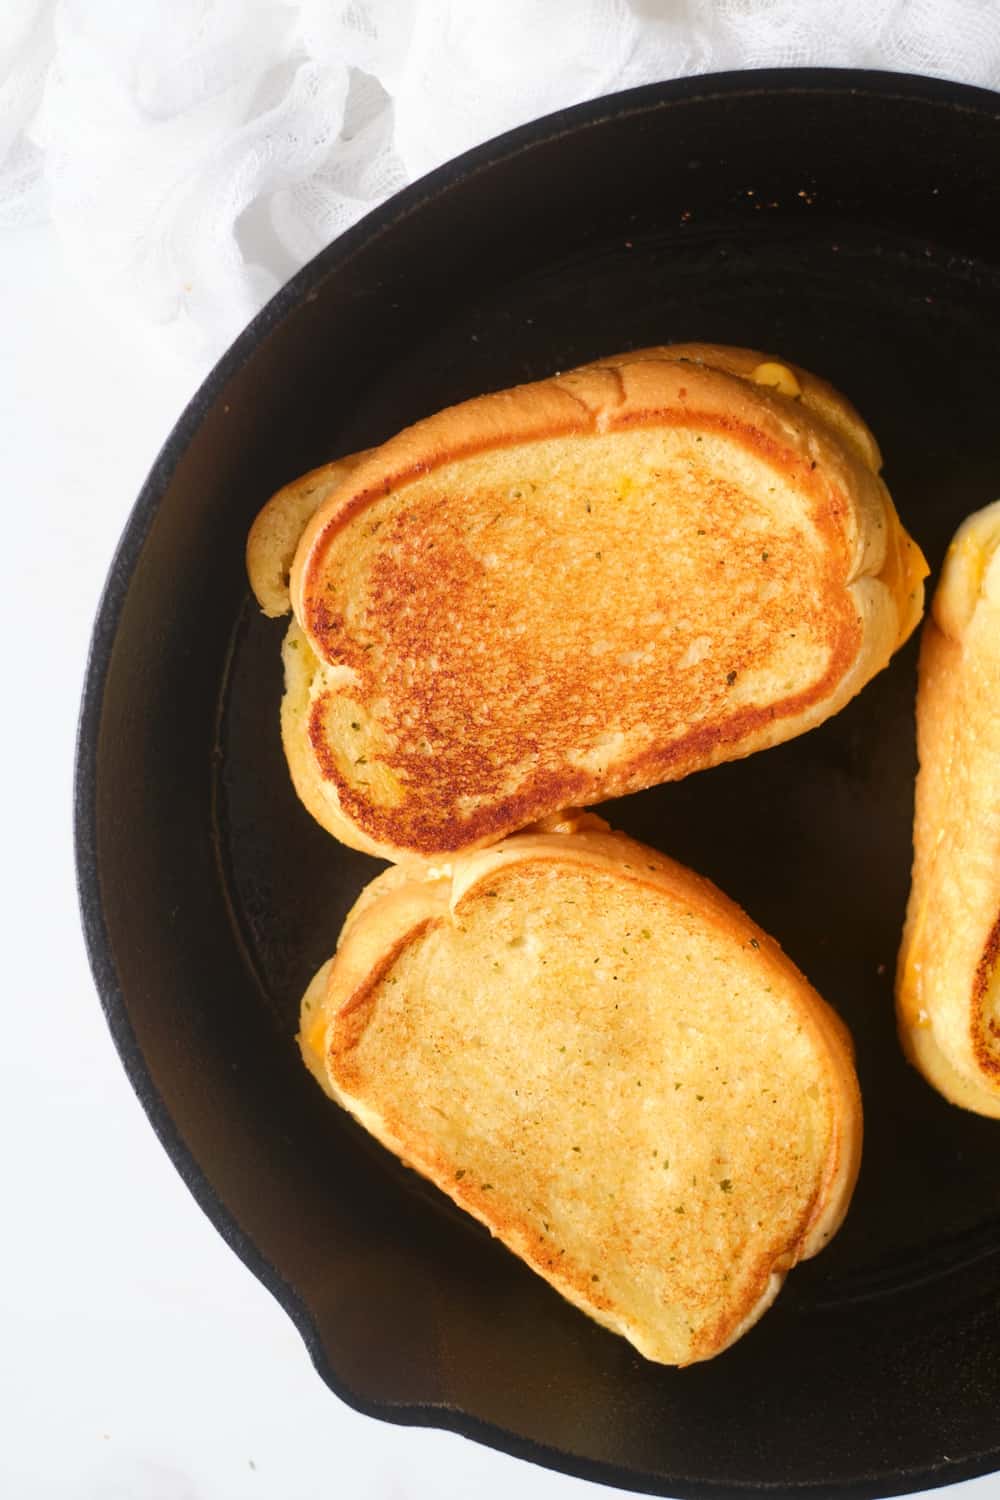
[252, 345, 924, 859]
[301, 820, 862, 1364]
[896, 502, 1000, 1115]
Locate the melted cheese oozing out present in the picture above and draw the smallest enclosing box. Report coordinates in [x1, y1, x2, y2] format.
[750, 362, 802, 398]
[301, 964, 334, 1071]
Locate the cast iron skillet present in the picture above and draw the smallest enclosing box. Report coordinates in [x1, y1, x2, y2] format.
[76, 70, 1000, 1498]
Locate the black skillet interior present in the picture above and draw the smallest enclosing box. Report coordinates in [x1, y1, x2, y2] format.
[77, 72, 1000, 1499]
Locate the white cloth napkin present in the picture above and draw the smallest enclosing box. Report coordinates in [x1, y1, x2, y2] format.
[4, 0, 1000, 375]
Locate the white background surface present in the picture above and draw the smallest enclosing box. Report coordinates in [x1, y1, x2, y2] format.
[3, 217, 999, 1500]
[10, 0, 1000, 373]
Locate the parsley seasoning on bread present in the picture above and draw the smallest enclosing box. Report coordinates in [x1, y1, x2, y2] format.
[299, 815, 862, 1365]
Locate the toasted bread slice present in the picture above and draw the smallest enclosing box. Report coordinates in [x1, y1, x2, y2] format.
[300, 815, 862, 1365]
[250, 343, 926, 861]
[896, 502, 1000, 1116]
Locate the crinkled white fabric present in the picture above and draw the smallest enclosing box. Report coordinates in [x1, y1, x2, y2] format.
[3, 0, 999, 371]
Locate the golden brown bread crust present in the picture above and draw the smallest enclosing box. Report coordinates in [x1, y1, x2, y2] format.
[246, 451, 372, 617]
[251, 343, 925, 860]
[300, 817, 863, 1365]
[278, 621, 398, 858]
[896, 502, 1000, 1115]
[583, 342, 884, 473]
